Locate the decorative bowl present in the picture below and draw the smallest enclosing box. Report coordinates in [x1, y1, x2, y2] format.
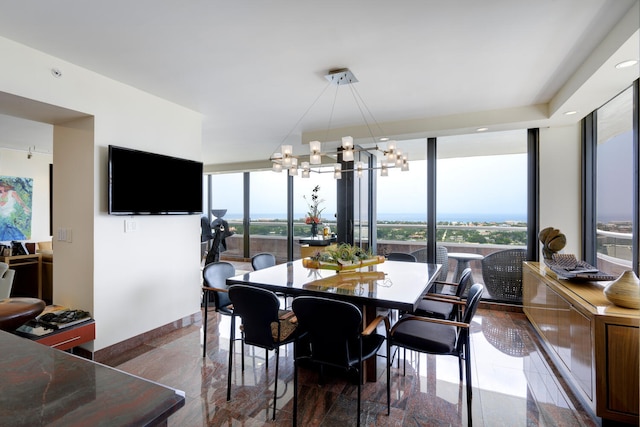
[604, 270, 640, 309]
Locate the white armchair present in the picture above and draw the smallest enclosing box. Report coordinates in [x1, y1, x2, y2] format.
[0, 262, 16, 299]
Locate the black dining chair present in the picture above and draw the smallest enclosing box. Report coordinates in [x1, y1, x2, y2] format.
[291, 296, 390, 427]
[416, 267, 473, 320]
[227, 284, 299, 420]
[387, 283, 484, 427]
[251, 252, 292, 308]
[251, 252, 277, 270]
[201, 261, 241, 358]
[387, 252, 417, 262]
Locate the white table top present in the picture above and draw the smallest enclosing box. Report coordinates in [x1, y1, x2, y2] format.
[447, 252, 484, 261]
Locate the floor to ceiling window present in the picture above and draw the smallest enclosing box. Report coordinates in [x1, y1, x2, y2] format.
[437, 130, 528, 300]
[207, 172, 244, 260]
[293, 166, 337, 258]
[203, 127, 536, 307]
[595, 85, 635, 275]
[248, 170, 288, 261]
[375, 139, 428, 257]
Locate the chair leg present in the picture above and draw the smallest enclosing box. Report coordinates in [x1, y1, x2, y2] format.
[202, 291, 209, 358]
[403, 348, 406, 376]
[386, 341, 391, 416]
[465, 337, 473, 426]
[241, 330, 245, 371]
[272, 348, 278, 420]
[465, 336, 473, 397]
[357, 360, 362, 427]
[293, 357, 298, 427]
[266, 348, 269, 370]
[227, 315, 235, 401]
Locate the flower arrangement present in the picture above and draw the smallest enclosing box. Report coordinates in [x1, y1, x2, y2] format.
[304, 185, 325, 224]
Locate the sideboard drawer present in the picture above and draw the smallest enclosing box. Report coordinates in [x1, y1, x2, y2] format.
[35, 320, 95, 351]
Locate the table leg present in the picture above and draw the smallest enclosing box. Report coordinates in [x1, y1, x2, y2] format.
[362, 304, 377, 383]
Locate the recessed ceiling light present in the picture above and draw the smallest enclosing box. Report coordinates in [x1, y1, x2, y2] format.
[476, 127, 488, 132]
[564, 111, 578, 116]
[378, 137, 389, 142]
[615, 59, 638, 69]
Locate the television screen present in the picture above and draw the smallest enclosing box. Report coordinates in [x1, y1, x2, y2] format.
[108, 145, 203, 215]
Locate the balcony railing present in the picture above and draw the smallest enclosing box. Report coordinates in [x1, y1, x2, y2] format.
[596, 228, 633, 276]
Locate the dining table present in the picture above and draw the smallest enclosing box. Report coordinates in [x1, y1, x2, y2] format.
[224, 258, 442, 381]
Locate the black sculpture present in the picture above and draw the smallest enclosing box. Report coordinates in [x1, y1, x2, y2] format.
[205, 209, 235, 265]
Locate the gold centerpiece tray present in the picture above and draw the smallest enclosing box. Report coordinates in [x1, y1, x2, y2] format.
[302, 255, 385, 271]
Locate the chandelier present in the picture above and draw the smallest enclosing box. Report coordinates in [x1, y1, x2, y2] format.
[270, 68, 409, 179]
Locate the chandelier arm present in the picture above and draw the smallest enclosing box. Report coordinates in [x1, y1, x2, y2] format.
[305, 164, 402, 174]
[323, 84, 340, 143]
[347, 83, 378, 144]
[272, 81, 332, 157]
[350, 83, 387, 142]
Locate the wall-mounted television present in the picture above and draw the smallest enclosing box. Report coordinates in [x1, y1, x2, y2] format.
[108, 145, 203, 215]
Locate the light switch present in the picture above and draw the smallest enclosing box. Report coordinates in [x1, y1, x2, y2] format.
[125, 219, 137, 233]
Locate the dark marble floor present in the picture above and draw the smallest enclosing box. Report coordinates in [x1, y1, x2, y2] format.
[105, 299, 600, 426]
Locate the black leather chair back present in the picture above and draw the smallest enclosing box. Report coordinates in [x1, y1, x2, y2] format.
[387, 252, 417, 262]
[202, 261, 235, 311]
[229, 284, 280, 350]
[292, 296, 362, 368]
[251, 253, 277, 270]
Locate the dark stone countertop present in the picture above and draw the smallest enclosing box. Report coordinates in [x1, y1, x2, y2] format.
[0, 330, 184, 426]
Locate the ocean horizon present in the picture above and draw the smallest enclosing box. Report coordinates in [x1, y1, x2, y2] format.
[216, 212, 527, 223]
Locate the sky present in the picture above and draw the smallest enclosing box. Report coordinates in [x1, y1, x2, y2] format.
[596, 130, 633, 222]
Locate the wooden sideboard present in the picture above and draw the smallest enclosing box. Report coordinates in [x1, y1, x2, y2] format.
[1, 254, 42, 300]
[523, 262, 639, 425]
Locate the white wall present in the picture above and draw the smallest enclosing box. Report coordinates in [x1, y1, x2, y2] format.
[0, 36, 203, 351]
[0, 148, 52, 243]
[539, 125, 582, 257]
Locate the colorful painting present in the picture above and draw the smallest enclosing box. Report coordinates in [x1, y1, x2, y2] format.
[0, 175, 33, 241]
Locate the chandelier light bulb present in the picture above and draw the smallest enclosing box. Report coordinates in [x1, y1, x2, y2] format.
[310, 153, 321, 164]
[356, 161, 364, 178]
[386, 140, 397, 163]
[342, 148, 354, 162]
[395, 150, 403, 167]
[309, 140, 322, 165]
[289, 157, 298, 176]
[281, 144, 293, 167]
[341, 136, 354, 149]
[333, 163, 342, 179]
[301, 161, 310, 178]
[272, 163, 282, 173]
[380, 163, 388, 177]
[401, 156, 409, 171]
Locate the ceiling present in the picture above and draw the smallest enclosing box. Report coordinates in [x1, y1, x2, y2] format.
[0, 1, 638, 167]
